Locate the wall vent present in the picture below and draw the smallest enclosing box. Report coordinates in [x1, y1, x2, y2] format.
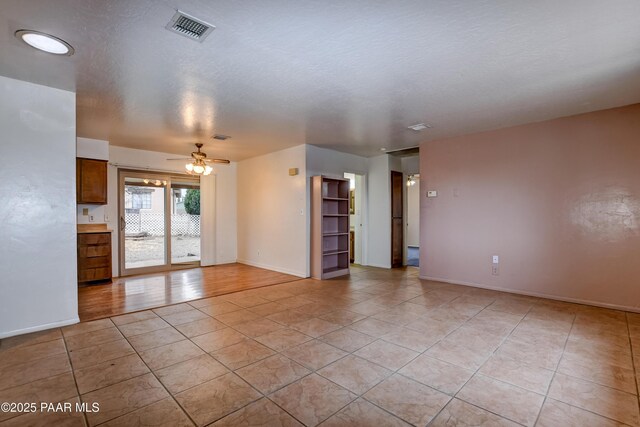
[166, 10, 215, 42]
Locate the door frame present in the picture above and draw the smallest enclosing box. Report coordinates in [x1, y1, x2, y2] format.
[118, 169, 201, 277]
[343, 171, 368, 266]
[390, 170, 404, 268]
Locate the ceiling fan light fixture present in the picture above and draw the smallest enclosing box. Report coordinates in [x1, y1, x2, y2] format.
[173, 143, 229, 174]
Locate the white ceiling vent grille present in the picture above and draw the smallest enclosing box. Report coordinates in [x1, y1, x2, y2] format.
[166, 10, 215, 42]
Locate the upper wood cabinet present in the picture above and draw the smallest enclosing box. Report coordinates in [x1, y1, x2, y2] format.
[76, 158, 108, 204]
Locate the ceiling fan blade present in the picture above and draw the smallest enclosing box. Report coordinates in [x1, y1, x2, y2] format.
[166, 157, 193, 161]
[204, 158, 231, 164]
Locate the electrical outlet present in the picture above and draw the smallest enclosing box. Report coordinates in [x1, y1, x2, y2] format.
[492, 264, 499, 276]
[88, 215, 95, 222]
[104, 214, 109, 222]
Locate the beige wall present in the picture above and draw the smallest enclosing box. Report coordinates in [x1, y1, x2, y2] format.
[420, 104, 640, 311]
[237, 145, 308, 277]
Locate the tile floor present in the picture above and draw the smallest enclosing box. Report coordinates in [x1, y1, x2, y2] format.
[1, 266, 640, 426]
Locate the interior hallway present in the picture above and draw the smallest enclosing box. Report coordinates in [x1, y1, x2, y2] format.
[2, 265, 638, 426]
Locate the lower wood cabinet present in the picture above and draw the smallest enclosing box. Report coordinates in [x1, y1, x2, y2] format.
[78, 232, 112, 283]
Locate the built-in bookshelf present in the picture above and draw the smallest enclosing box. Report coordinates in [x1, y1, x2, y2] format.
[311, 175, 350, 279]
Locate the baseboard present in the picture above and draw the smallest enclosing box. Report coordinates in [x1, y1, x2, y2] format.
[419, 275, 640, 313]
[364, 262, 391, 269]
[237, 259, 308, 278]
[0, 316, 80, 339]
[214, 258, 238, 265]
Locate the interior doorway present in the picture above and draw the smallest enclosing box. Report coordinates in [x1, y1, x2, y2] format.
[118, 170, 201, 276]
[406, 173, 420, 267]
[391, 170, 404, 268]
[344, 172, 364, 265]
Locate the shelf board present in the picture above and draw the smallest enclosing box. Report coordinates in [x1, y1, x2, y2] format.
[323, 250, 349, 256]
[323, 232, 349, 237]
[322, 266, 350, 279]
[323, 197, 349, 201]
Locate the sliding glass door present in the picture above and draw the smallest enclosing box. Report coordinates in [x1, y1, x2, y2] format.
[119, 170, 200, 276]
[170, 177, 201, 265]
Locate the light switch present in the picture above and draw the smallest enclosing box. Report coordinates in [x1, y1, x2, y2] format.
[427, 190, 437, 198]
[492, 255, 499, 263]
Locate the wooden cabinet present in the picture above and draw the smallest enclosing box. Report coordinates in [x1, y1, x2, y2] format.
[78, 231, 112, 283]
[311, 176, 350, 279]
[77, 158, 108, 204]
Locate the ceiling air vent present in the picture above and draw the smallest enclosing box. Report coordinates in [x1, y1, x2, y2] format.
[407, 123, 432, 131]
[212, 134, 231, 141]
[166, 10, 215, 42]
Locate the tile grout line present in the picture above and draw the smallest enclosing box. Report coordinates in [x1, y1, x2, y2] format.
[531, 306, 576, 427]
[107, 319, 200, 427]
[13, 270, 636, 427]
[541, 311, 640, 426]
[61, 333, 91, 427]
[62, 317, 201, 426]
[428, 301, 537, 426]
[626, 312, 640, 420]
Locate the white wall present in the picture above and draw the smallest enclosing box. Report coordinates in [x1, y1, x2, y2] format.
[305, 145, 400, 269]
[237, 145, 307, 277]
[401, 156, 420, 174]
[306, 145, 370, 266]
[407, 179, 420, 247]
[402, 155, 421, 253]
[354, 174, 364, 264]
[0, 76, 78, 338]
[367, 154, 394, 268]
[306, 145, 369, 177]
[77, 137, 109, 160]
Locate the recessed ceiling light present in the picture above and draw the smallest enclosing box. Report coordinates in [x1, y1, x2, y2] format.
[15, 30, 74, 56]
[407, 123, 432, 131]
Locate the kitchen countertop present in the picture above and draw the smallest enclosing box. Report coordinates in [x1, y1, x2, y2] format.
[77, 224, 113, 234]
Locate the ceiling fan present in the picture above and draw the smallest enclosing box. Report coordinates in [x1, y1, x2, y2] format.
[167, 143, 230, 176]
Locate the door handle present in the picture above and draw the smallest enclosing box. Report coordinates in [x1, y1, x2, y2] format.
[120, 216, 126, 231]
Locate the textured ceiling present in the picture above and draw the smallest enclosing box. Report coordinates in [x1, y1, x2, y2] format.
[1, 0, 640, 160]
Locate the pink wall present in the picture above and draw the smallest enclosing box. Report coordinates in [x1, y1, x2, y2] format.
[419, 104, 640, 310]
